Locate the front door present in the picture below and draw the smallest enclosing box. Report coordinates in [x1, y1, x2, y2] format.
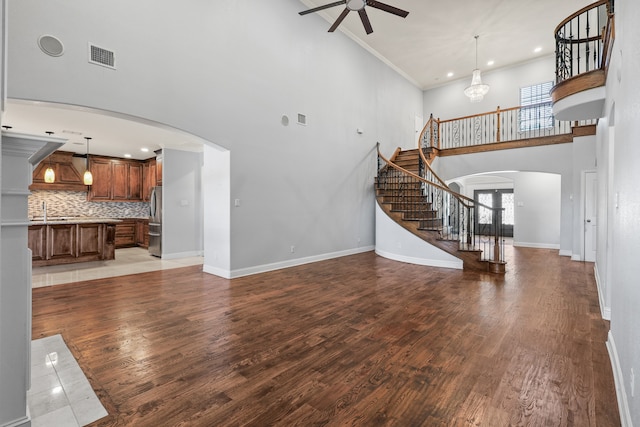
[474, 189, 514, 238]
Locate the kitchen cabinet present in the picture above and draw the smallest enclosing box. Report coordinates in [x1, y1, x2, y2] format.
[136, 219, 149, 248]
[48, 224, 77, 261]
[87, 156, 144, 202]
[155, 150, 163, 185]
[28, 220, 118, 267]
[28, 225, 47, 261]
[142, 159, 157, 201]
[77, 223, 104, 257]
[87, 157, 113, 201]
[115, 219, 137, 248]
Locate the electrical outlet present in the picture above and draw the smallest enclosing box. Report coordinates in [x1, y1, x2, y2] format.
[290, 245, 295, 253]
[631, 368, 635, 397]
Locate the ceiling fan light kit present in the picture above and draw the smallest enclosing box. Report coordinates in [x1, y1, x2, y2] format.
[299, 0, 409, 35]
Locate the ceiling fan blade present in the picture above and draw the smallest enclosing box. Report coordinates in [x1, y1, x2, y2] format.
[299, 1, 347, 16]
[366, 0, 409, 18]
[328, 8, 350, 32]
[358, 9, 373, 34]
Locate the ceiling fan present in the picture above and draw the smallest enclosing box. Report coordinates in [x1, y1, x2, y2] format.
[299, 0, 409, 35]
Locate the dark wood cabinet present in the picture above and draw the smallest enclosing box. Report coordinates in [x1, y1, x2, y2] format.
[115, 219, 137, 248]
[88, 156, 144, 202]
[129, 163, 143, 200]
[47, 224, 77, 261]
[142, 159, 157, 201]
[77, 223, 104, 257]
[88, 157, 113, 201]
[29, 221, 119, 266]
[112, 161, 129, 200]
[155, 150, 163, 185]
[105, 224, 116, 260]
[28, 225, 47, 261]
[135, 219, 149, 248]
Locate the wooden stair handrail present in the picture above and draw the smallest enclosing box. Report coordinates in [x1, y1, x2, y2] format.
[377, 143, 487, 209]
[553, 0, 608, 37]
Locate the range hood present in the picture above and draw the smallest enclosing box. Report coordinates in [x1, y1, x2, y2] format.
[30, 151, 87, 191]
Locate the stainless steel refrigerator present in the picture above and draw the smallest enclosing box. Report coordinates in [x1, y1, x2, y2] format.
[149, 186, 162, 257]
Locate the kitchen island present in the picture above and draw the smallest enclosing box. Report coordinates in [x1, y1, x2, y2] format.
[29, 218, 121, 267]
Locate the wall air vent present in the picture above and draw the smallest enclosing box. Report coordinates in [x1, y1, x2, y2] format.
[88, 43, 116, 69]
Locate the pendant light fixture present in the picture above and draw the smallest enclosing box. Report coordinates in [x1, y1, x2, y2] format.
[44, 131, 55, 183]
[83, 137, 93, 185]
[464, 35, 490, 103]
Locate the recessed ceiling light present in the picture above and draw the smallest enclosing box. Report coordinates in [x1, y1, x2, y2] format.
[140, 147, 149, 152]
[447, 72, 454, 77]
[534, 47, 542, 53]
[487, 60, 494, 66]
[124, 153, 132, 158]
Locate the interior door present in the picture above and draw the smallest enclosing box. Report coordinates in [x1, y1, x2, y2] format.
[584, 171, 597, 262]
[474, 189, 514, 237]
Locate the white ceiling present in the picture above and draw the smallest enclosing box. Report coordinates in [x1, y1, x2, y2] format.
[2, 0, 592, 159]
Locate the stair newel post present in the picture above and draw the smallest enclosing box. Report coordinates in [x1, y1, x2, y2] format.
[493, 207, 503, 262]
[467, 205, 473, 245]
[428, 113, 434, 149]
[496, 106, 501, 142]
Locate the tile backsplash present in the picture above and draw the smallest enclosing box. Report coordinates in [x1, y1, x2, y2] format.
[29, 190, 149, 219]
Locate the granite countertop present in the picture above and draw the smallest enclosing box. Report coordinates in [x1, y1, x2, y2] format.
[30, 217, 123, 225]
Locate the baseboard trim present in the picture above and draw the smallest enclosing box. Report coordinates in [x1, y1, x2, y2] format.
[559, 249, 572, 257]
[593, 263, 611, 320]
[571, 254, 583, 261]
[375, 249, 462, 270]
[513, 241, 560, 250]
[202, 264, 231, 279]
[1, 415, 31, 427]
[607, 331, 633, 427]
[204, 246, 375, 279]
[160, 250, 203, 260]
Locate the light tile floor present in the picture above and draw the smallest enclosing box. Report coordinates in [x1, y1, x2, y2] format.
[32, 247, 203, 288]
[29, 335, 107, 427]
[30, 248, 203, 425]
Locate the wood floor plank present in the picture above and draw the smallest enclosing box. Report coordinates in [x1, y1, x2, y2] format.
[31, 248, 621, 426]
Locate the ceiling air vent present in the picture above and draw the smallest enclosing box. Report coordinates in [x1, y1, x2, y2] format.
[88, 43, 116, 69]
[297, 113, 307, 126]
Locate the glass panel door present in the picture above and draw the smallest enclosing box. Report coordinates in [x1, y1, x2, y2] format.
[474, 189, 514, 237]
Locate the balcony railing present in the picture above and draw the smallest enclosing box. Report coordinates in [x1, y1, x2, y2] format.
[420, 103, 594, 151]
[555, 0, 614, 84]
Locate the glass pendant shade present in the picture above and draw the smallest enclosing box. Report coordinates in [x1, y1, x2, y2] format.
[464, 35, 490, 102]
[84, 136, 93, 185]
[464, 69, 490, 102]
[83, 169, 93, 185]
[44, 166, 55, 183]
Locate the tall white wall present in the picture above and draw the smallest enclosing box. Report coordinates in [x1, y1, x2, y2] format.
[598, 0, 640, 424]
[162, 149, 203, 259]
[6, 0, 423, 273]
[423, 56, 556, 121]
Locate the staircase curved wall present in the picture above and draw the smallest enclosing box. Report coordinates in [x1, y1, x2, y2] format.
[375, 204, 463, 270]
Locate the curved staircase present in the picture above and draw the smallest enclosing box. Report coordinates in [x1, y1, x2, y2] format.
[375, 146, 506, 273]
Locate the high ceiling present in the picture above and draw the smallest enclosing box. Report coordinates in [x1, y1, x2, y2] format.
[299, 0, 592, 89]
[3, 0, 592, 159]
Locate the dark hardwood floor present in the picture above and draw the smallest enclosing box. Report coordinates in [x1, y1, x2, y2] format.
[32, 246, 621, 426]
